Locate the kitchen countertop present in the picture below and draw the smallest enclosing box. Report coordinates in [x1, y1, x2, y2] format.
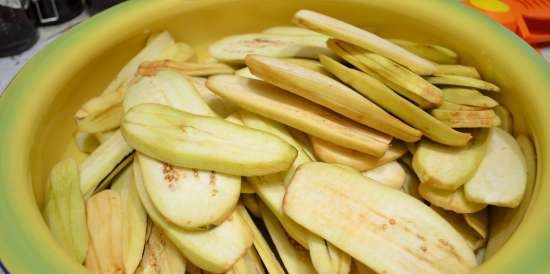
[0, 12, 88, 94]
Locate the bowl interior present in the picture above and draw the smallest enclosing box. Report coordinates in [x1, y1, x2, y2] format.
[1, 0, 549, 273]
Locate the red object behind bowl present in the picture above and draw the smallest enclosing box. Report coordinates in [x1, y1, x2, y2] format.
[465, 0, 550, 45]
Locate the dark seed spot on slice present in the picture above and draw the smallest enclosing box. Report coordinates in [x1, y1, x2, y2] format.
[209, 171, 216, 186]
[389, 218, 396, 225]
[163, 163, 180, 184]
[163, 164, 173, 173]
[421, 245, 428, 252]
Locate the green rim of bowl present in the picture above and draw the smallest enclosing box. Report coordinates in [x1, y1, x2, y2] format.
[0, 0, 549, 273]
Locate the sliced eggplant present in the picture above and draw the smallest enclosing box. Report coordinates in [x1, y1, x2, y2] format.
[311, 137, 407, 171]
[236, 205, 285, 274]
[427, 75, 500, 92]
[209, 33, 333, 63]
[111, 167, 148, 274]
[122, 103, 297, 177]
[79, 130, 134, 197]
[135, 223, 186, 274]
[293, 10, 436, 75]
[44, 159, 89, 263]
[362, 161, 407, 189]
[206, 75, 391, 156]
[245, 54, 419, 142]
[187, 76, 238, 118]
[418, 184, 486, 214]
[389, 39, 458, 65]
[260, 203, 317, 274]
[85, 190, 125, 274]
[134, 162, 253, 273]
[138, 60, 235, 77]
[412, 129, 490, 191]
[464, 127, 527, 207]
[283, 162, 477, 274]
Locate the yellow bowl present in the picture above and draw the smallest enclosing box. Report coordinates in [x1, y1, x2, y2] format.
[0, 0, 549, 273]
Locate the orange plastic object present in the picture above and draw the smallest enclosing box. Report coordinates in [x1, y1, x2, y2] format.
[465, 0, 550, 44]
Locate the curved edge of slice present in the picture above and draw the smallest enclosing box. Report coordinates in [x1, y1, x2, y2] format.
[362, 161, 407, 189]
[327, 41, 442, 108]
[430, 109, 501, 128]
[260, 203, 317, 274]
[236, 205, 286, 274]
[389, 38, 458, 65]
[228, 246, 266, 274]
[418, 184, 487, 214]
[111, 166, 148, 274]
[158, 42, 196, 62]
[248, 174, 311, 248]
[74, 131, 100, 154]
[79, 130, 134, 197]
[100, 31, 175, 96]
[351, 260, 378, 274]
[138, 60, 235, 77]
[464, 209, 488, 241]
[241, 179, 256, 194]
[442, 88, 497, 107]
[263, 25, 327, 37]
[435, 65, 480, 79]
[236, 67, 262, 80]
[401, 164, 422, 201]
[187, 76, 239, 118]
[494, 105, 513, 133]
[238, 110, 313, 186]
[85, 190, 124, 274]
[431, 206, 486, 250]
[287, 128, 316, 161]
[427, 75, 500, 92]
[311, 137, 407, 171]
[242, 194, 261, 218]
[135, 223, 186, 274]
[208, 33, 331, 63]
[308, 235, 352, 274]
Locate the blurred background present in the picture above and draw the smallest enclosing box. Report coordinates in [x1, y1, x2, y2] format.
[0, 0, 126, 92]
